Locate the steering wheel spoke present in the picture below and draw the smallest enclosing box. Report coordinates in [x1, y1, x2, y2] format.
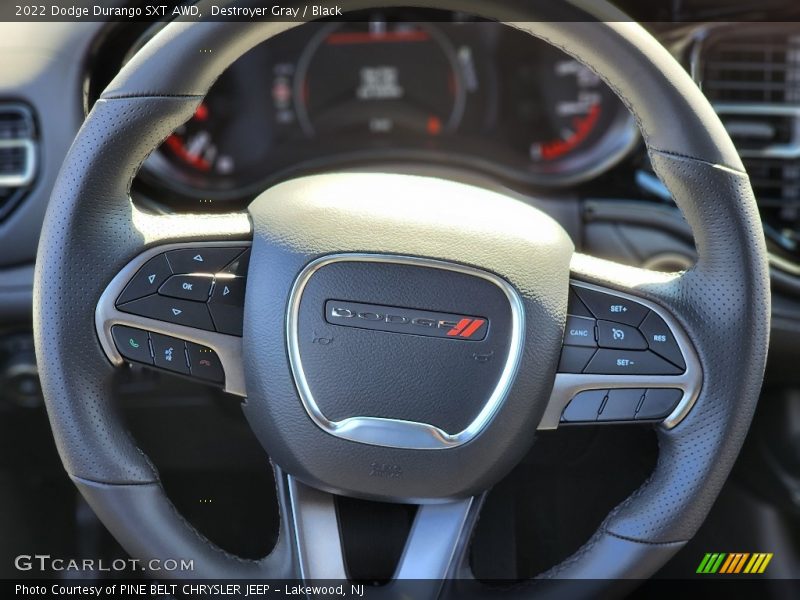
[285, 474, 479, 589]
[539, 253, 702, 430]
[95, 231, 251, 397]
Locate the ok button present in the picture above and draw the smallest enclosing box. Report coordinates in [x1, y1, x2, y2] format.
[158, 274, 214, 301]
[563, 315, 597, 347]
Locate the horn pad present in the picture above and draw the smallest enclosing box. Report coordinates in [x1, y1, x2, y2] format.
[243, 173, 573, 500]
[289, 255, 520, 448]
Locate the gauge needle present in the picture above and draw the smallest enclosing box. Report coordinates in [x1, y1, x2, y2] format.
[186, 131, 211, 160]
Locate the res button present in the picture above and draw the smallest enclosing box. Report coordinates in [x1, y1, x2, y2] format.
[638, 312, 686, 369]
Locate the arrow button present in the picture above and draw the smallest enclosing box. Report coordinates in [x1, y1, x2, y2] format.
[210, 276, 245, 307]
[166, 247, 245, 274]
[116, 254, 173, 305]
[117, 296, 214, 331]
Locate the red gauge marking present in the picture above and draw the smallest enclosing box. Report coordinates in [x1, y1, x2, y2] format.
[540, 103, 601, 161]
[325, 30, 430, 45]
[164, 135, 211, 172]
[193, 102, 209, 122]
[427, 115, 442, 136]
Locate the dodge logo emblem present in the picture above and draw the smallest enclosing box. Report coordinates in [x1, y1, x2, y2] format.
[325, 300, 488, 341]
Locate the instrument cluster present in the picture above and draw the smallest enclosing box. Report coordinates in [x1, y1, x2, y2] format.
[131, 13, 638, 206]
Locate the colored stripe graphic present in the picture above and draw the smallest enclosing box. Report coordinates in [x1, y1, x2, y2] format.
[697, 553, 726, 573]
[447, 319, 471, 336]
[698, 552, 773, 574]
[744, 553, 774, 574]
[720, 553, 749, 573]
[459, 319, 485, 338]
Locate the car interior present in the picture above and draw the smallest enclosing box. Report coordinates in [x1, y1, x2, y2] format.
[0, 0, 799, 595]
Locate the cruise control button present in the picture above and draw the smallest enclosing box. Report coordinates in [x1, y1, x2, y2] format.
[116, 254, 172, 305]
[210, 276, 245, 307]
[209, 304, 244, 336]
[598, 389, 645, 421]
[557, 346, 596, 373]
[166, 247, 245, 274]
[563, 316, 596, 347]
[636, 388, 683, 420]
[573, 287, 648, 326]
[597, 320, 647, 350]
[561, 389, 606, 422]
[150, 333, 190, 374]
[159, 274, 214, 302]
[186, 342, 225, 383]
[111, 326, 153, 365]
[567, 288, 593, 318]
[584, 349, 683, 375]
[639, 312, 685, 369]
[117, 295, 215, 331]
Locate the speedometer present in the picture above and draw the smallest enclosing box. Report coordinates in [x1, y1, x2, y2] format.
[293, 21, 466, 137]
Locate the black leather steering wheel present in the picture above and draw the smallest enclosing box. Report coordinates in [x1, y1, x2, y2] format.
[33, 0, 770, 593]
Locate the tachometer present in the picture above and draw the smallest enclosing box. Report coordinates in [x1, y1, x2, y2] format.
[139, 50, 276, 203]
[502, 41, 637, 184]
[160, 102, 236, 177]
[294, 21, 466, 137]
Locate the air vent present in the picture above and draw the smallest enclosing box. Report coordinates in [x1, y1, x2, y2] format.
[697, 27, 800, 264]
[0, 103, 37, 221]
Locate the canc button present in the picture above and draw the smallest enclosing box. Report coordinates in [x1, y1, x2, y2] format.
[563, 316, 596, 347]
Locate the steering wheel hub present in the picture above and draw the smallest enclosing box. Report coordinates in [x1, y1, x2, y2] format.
[286, 254, 522, 449]
[243, 173, 572, 499]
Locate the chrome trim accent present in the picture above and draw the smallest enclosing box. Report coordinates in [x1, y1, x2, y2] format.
[286, 253, 526, 450]
[94, 241, 250, 398]
[690, 26, 800, 159]
[0, 139, 35, 187]
[538, 281, 702, 431]
[713, 103, 800, 117]
[392, 496, 476, 582]
[286, 474, 477, 583]
[287, 476, 347, 581]
[710, 102, 800, 160]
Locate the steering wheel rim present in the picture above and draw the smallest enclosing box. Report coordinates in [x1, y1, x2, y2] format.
[33, 0, 770, 590]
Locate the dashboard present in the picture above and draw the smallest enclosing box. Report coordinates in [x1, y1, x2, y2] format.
[119, 13, 637, 206]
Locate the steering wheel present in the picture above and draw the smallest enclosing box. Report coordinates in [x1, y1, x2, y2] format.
[34, 0, 770, 593]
